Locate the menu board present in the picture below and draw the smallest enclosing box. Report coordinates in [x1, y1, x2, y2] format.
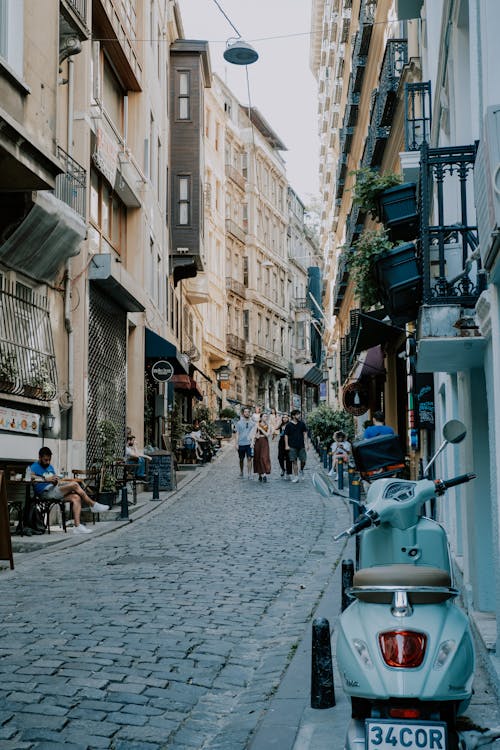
[0, 407, 40, 434]
[147, 451, 176, 491]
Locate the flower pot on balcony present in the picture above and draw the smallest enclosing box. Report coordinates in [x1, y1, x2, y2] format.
[377, 182, 419, 242]
[0, 380, 15, 394]
[23, 384, 43, 399]
[374, 242, 422, 325]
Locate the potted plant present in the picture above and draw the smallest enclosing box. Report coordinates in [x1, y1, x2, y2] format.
[96, 419, 118, 504]
[351, 167, 418, 242]
[349, 229, 394, 308]
[24, 355, 56, 400]
[0, 350, 17, 393]
[373, 242, 422, 325]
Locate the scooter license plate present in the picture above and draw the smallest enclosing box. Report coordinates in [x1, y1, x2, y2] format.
[366, 719, 447, 749]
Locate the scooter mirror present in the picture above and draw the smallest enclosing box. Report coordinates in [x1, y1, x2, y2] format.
[442, 419, 467, 444]
[312, 472, 333, 498]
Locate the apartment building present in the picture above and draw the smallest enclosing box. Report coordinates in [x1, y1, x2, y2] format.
[312, 0, 500, 688]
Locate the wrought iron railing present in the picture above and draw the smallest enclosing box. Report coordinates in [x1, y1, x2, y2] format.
[55, 146, 87, 219]
[0, 282, 57, 400]
[65, 0, 87, 25]
[332, 252, 350, 315]
[405, 81, 432, 151]
[377, 39, 408, 127]
[419, 143, 487, 306]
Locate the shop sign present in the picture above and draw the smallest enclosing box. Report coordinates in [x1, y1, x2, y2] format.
[292, 393, 301, 409]
[151, 360, 174, 383]
[0, 407, 40, 434]
[220, 380, 230, 390]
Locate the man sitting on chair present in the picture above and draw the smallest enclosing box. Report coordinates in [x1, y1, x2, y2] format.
[30, 447, 109, 535]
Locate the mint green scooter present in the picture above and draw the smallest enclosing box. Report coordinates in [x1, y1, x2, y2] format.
[320, 421, 476, 750]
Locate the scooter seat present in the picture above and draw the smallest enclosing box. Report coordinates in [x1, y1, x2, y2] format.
[352, 564, 453, 603]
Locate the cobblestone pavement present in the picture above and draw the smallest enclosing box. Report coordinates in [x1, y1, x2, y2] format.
[0, 444, 351, 750]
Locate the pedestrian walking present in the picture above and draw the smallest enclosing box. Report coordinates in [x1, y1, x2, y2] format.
[235, 407, 255, 478]
[277, 414, 292, 479]
[269, 407, 281, 440]
[284, 409, 309, 482]
[253, 413, 271, 482]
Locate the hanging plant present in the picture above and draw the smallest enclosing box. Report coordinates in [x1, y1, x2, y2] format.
[350, 167, 402, 219]
[348, 229, 394, 308]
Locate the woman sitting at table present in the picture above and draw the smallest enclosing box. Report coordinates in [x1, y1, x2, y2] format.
[30, 447, 109, 535]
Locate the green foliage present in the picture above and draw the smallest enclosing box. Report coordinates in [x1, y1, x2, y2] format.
[0, 350, 17, 381]
[219, 407, 238, 419]
[350, 167, 402, 218]
[349, 229, 394, 308]
[170, 408, 184, 448]
[307, 405, 355, 446]
[193, 404, 212, 423]
[27, 354, 56, 398]
[96, 419, 118, 491]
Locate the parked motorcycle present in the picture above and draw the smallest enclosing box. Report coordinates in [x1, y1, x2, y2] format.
[314, 420, 476, 750]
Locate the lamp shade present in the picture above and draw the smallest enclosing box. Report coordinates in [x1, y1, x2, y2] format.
[223, 39, 259, 65]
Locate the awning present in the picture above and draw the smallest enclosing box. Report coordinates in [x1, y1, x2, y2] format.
[350, 311, 403, 357]
[171, 374, 203, 400]
[292, 363, 324, 386]
[145, 329, 189, 373]
[190, 363, 212, 382]
[0, 190, 86, 282]
[350, 345, 386, 382]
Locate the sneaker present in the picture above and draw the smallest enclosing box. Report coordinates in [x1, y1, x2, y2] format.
[92, 502, 110, 513]
[73, 524, 92, 535]
[291, 476, 299, 483]
[328, 470, 337, 479]
[262, 476, 267, 483]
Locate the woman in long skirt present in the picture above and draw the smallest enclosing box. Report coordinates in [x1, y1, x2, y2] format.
[253, 413, 271, 482]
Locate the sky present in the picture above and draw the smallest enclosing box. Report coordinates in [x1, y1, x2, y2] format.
[176, 0, 320, 204]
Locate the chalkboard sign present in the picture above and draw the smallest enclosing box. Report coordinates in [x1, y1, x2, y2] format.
[0, 472, 14, 569]
[147, 451, 176, 491]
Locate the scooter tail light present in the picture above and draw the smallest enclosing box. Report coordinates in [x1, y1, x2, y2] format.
[378, 630, 427, 668]
[433, 639, 456, 670]
[389, 708, 421, 719]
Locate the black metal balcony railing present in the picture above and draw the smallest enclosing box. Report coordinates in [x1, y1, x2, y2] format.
[377, 39, 408, 127]
[405, 81, 432, 151]
[345, 205, 366, 248]
[55, 146, 87, 219]
[0, 282, 57, 400]
[361, 122, 390, 168]
[65, 0, 87, 25]
[419, 142, 487, 307]
[352, 52, 367, 93]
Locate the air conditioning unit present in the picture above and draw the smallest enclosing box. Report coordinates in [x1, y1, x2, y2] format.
[474, 105, 500, 271]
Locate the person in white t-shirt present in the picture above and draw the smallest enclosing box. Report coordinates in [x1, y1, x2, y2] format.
[328, 431, 352, 478]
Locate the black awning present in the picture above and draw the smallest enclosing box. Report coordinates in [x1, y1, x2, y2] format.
[302, 365, 323, 386]
[351, 311, 403, 357]
[145, 329, 189, 374]
[190, 363, 212, 382]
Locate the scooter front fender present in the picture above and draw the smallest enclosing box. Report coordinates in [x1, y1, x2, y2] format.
[336, 599, 474, 706]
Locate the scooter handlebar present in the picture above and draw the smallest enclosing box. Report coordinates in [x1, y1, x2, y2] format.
[435, 473, 476, 493]
[334, 513, 373, 541]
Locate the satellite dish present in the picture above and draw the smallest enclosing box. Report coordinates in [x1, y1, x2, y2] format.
[223, 39, 259, 65]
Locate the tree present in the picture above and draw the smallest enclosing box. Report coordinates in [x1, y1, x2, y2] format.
[307, 405, 355, 447]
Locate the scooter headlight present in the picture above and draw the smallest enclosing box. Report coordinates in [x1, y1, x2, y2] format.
[433, 639, 456, 670]
[353, 638, 374, 669]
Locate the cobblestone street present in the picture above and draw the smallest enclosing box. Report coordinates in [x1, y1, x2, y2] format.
[0, 445, 350, 750]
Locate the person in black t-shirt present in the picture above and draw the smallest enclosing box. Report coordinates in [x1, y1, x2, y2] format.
[284, 409, 309, 483]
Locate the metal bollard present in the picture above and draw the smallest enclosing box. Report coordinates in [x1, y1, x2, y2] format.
[152, 470, 160, 501]
[337, 458, 344, 490]
[341, 559, 354, 612]
[118, 485, 129, 520]
[311, 617, 335, 709]
[348, 466, 355, 495]
[351, 477, 361, 520]
[328, 452, 333, 472]
[322, 448, 328, 469]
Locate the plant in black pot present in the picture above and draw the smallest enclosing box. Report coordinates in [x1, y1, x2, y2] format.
[96, 419, 118, 505]
[351, 167, 419, 242]
[0, 350, 17, 393]
[349, 229, 394, 309]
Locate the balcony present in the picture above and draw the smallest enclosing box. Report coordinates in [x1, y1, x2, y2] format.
[225, 218, 247, 245]
[292, 297, 308, 310]
[332, 252, 350, 315]
[416, 143, 487, 373]
[0, 283, 58, 401]
[54, 146, 86, 219]
[60, 0, 89, 43]
[226, 333, 246, 357]
[184, 273, 210, 305]
[225, 163, 246, 191]
[226, 276, 246, 298]
[352, 51, 367, 93]
[361, 123, 390, 168]
[377, 40, 408, 127]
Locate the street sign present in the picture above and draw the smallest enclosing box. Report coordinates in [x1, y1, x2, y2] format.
[151, 360, 174, 383]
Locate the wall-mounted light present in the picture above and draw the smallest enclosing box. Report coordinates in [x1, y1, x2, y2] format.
[43, 412, 55, 432]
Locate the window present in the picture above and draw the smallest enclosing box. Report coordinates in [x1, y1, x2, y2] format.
[0, 0, 23, 75]
[89, 168, 127, 254]
[178, 71, 190, 119]
[103, 59, 124, 134]
[243, 309, 249, 341]
[296, 321, 305, 350]
[178, 176, 190, 225]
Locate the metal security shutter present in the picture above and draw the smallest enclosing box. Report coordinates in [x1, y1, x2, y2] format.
[87, 287, 127, 467]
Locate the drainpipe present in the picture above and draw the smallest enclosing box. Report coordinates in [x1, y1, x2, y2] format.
[64, 56, 75, 472]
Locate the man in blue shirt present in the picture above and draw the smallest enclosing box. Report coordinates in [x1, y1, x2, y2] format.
[30, 447, 109, 535]
[363, 411, 395, 439]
